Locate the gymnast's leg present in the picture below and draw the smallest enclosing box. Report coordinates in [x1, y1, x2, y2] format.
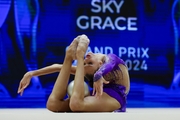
[70, 35, 90, 100]
[46, 37, 79, 112]
[70, 35, 120, 112]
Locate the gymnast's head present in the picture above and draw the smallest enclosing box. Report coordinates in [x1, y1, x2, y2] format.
[84, 52, 106, 82]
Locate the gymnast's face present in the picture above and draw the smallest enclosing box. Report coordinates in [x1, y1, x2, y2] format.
[84, 52, 104, 75]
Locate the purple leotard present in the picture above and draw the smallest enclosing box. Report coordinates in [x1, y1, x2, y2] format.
[93, 54, 126, 82]
[93, 54, 127, 112]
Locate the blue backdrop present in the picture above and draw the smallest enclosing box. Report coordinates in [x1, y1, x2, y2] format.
[0, 0, 180, 108]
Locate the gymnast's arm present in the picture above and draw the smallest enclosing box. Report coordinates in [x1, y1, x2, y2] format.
[93, 54, 119, 82]
[18, 64, 76, 95]
[26, 64, 76, 77]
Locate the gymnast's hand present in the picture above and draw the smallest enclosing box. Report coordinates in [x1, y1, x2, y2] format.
[92, 77, 109, 98]
[17, 72, 32, 96]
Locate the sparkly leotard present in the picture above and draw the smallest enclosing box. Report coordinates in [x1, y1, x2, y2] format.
[93, 53, 126, 82]
[93, 54, 127, 112]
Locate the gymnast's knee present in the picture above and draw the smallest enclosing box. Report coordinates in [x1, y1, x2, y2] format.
[46, 96, 61, 112]
[69, 97, 83, 112]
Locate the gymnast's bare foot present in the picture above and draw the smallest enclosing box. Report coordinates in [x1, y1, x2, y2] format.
[76, 34, 90, 58]
[66, 36, 80, 60]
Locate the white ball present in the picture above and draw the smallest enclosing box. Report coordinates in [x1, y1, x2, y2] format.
[67, 80, 90, 97]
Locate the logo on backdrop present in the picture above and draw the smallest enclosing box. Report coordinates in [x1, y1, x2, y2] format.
[76, 0, 138, 31]
[74, 0, 147, 71]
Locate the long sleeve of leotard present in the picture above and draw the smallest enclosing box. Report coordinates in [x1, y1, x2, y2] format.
[93, 54, 125, 82]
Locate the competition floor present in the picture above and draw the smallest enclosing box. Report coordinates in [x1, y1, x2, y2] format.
[1, 108, 180, 120]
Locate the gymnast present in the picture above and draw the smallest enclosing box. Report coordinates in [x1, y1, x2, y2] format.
[17, 34, 130, 112]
